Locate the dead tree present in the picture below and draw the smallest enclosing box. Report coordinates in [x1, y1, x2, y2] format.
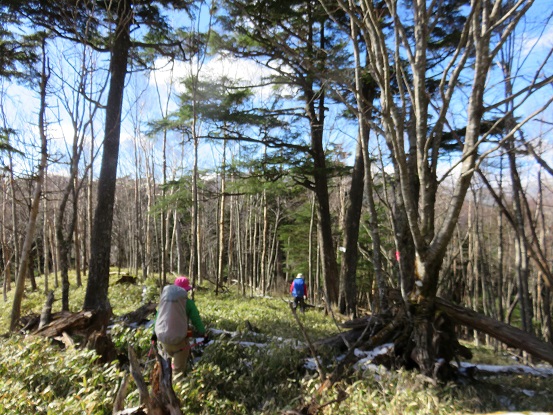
[112, 345, 183, 415]
[38, 290, 55, 330]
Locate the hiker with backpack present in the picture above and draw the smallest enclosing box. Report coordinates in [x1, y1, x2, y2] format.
[151, 276, 207, 378]
[290, 273, 308, 313]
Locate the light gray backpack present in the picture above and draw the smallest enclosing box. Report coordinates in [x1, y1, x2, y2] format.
[155, 285, 188, 345]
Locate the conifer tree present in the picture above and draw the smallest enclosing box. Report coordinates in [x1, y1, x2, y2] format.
[216, 0, 351, 306]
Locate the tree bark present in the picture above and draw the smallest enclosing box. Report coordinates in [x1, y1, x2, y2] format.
[311, 107, 339, 306]
[537, 170, 552, 342]
[8, 153, 20, 280]
[216, 141, 227, 295]
[338, 137, 363, 317]
[84, 1, 131, 323]
[261, 189, 268, 296]
[308, 194, 316, 304]
[42, 177, 50, 294]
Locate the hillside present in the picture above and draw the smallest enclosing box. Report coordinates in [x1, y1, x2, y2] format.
[0, 273, 552, 414]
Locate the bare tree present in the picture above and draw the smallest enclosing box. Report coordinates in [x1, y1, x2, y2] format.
[52, 40, 102, 311]
[10, 37, 49, 331]
[325, 0, 553, 377]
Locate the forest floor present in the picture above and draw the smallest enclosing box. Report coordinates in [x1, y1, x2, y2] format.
[0, 272, 552, 414]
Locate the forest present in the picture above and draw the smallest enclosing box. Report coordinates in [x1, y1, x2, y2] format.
[1, 0, 553, 413]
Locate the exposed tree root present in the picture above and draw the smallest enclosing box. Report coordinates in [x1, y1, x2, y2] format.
[314, 293, 553, 384]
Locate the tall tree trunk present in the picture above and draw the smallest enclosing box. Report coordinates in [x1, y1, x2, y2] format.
[261, 189, 268, 296]
[74, 205, 82, 287]
[537, 170, 552, 342]
[175, 210, 185, 275]
[133, 135, 146, 280]
[253, 196, 260, 291]
[310, 109, 339, 306]
[497, 155, 505, 322]
[49, 216, 59, 288]
[189, 134, 198, 284]
[10, 38, 49, 331]
[364, 146, 387, 313]
[236, 195, 245, 296]
[227, 174, 236, 287]
[304, 15, 338, 306]
[84, 1, 131, 323]
[146, 157, 155, 279]
[467, 194, 479, 343]
[338, 138, 363, 317]
[267, 201, 281, 291]
[86, 145, 93, 277]
[57, 139, 83, 311]
[9, 153, 20, 277]
[506, 137, 533, 334]
[2, 180, 13, 301]
[248, 196, 255, 296]
[216, 142, 227, 295]
[215, 166, 226, 294]
[43, 185, 50, 294]
[308, 194, 315, 304]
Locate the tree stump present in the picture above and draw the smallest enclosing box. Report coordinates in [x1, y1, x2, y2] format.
[113, 345, 183, 415]
[38, 290, 55, 330]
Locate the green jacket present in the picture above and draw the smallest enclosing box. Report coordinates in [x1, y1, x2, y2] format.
[185, 298, 206, 335]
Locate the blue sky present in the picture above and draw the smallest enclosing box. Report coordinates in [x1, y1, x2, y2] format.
[2, 0, 552, 184]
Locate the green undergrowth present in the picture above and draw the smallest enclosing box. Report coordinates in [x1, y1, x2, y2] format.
[0, 271, 552, 414]
[462, 341, 522, 366]
[0, 335, 122, 414]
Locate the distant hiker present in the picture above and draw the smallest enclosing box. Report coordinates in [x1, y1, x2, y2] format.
[290, 273, 307, 313]
[151, 276, 207, 378]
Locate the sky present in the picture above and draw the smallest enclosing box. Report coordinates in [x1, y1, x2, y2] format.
[1, 0, 552, 183]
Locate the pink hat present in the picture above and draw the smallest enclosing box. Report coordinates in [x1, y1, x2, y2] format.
[174, 276, 192, 291]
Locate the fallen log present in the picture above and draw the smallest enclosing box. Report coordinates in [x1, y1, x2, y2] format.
[118, 303, 157, 327]
[33, 310, 94, 338]
[115, 275, 138, 285]
[435, 297, 553, 365]
[32, 310, 119, 363]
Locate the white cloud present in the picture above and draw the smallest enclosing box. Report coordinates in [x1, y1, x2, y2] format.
[521, 6, 553, 55]
[522, 29, 553, 55]
[149, 54, 277, 101]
